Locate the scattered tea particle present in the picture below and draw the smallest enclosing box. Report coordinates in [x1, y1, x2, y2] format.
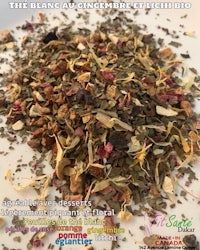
[181, 14, 188, 19]
[38, 12, 46, 21]
[189, 67, 198, 74]
[181, 214, 186, 219]
[2, 245, 9, 250]
[180, 190, 187, 200]
[194, 75, 200, 83]
[139, 225, 145, 231]
[121, 237, 127, 242]
[13, 236, 21, 242]
[111, 240, 120, 250]
[157, 37, 164, 46]
[7, 135, 17, 142]
[183, 31, 195, 37]
[47, 243, 52, 249]
[0, 216, 5, 228]
[8, 146, 15, 150]
[21, 21, 34, 32]
[181, 53, 190, 59]
[169, 41, 182, 48]
[170, 203, 176, 209]
[128, 230, 134, 237]
[142, 33, 153, 44]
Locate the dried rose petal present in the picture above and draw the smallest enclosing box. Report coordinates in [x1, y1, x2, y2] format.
[74, 127, 85, 137]
[101, 70, 115, 83]
[156, 87, 184, 105]
[97, 146, 109, 159]
[21, 21, 34, 31]
[100, 185, 116, 195]
[32, 162, 39, 170]
[116, 39, 123, 47]
[13, 101, 22, 115]
[32, 239, 41, 248]
[165, 78, 174, 88]
[97, 142, 114, 159]
[104, 142, 114, 153]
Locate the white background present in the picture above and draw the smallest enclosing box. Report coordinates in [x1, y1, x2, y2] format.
[0, 1, 200, 250]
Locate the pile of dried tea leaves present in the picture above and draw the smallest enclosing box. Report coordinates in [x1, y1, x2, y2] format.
[0, 8, 200, 247]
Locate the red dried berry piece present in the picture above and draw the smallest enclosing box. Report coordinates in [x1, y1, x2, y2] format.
[76, 89, 94, 105]
[21, 21, 34, 31]
[97, 146, 109, 159]
[102, 70, 116, 83]
[32, 239, 41, 248]
[104, 142, 113, 153]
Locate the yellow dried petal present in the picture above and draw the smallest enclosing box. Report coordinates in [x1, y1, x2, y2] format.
[7, 83, 21, 102]
[77, 72, 91, 83]
[117, 210, 132, 222]
[173, 126, 190, 153]
[38, 12, 46, 20]
[82, 114, 91, 124]
[106, 85, 117, 98]
[180, 134, 190, 153]
[162, 176, 174, 194]
[6, 169, 12, 180]
[70, 174, 84, 194]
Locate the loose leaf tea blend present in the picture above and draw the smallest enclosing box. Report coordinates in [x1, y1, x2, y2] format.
[0, 7, 200, 249]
